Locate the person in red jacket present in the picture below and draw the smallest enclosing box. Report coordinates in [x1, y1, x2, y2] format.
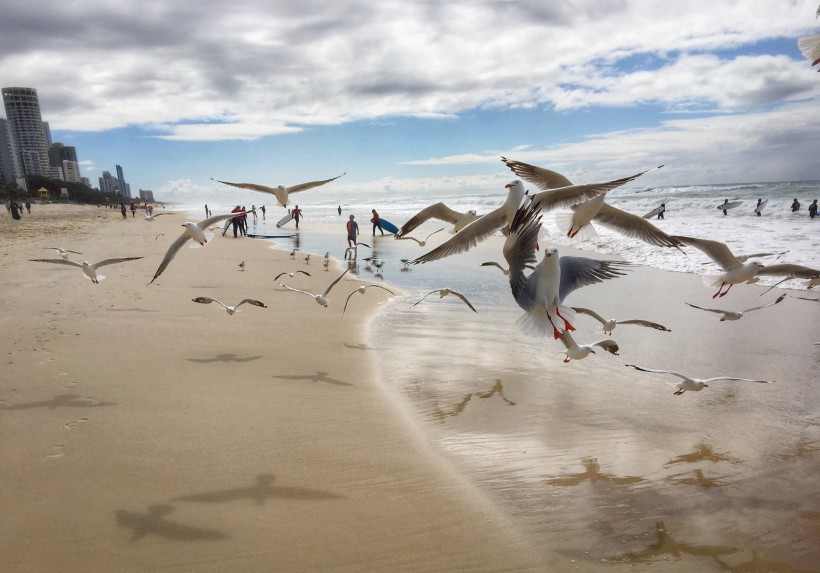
[371, 209, 384, 236]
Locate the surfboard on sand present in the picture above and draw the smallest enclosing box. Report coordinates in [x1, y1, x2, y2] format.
[276, 213, 294, 228]
[754, 199, 768, 214]
[642, 206, 664, 219]
[248, 233, 296, 239]
[372, 218, 399, 234]
[716, 201, 743, 211]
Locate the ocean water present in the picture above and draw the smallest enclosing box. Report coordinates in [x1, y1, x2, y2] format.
[186, 179, 820, 570]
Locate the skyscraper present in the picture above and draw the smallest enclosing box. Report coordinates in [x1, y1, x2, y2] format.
[116, 164, 130, 198]
[0, 118, 20, 185]
[1, 87, 51, 178]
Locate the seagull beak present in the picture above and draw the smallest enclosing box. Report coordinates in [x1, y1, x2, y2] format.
[505, 183, 512, 189]
[590, 349, 596, 354]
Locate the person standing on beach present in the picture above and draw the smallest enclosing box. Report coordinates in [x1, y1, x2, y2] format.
[120, 203, 127, 219]
[791, 198, 801, 212]
[657, 203, 665, 219]
[260, 205, 266, 220]
[230, 205, 243, 237]
[130, 202, 137, 218]
[240, 206, 248, 236]
[338, 205, 342, 216]
[371, 209, 384, 236]
[251, 205, 258, 223]
[10, 201, 21, 220]
[292, 205, 303, 229]
[810, 200, 818, 219]
[24, 200, 31, 214]
[205, 204, 210, 218]
[346, 214, 359, 247]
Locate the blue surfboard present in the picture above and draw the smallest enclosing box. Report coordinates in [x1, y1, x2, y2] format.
[372, 218, 399, 234]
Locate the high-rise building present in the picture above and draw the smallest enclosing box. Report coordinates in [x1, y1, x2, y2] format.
[62, 160, 82, 183]
[1, 87, 51, 178]
[99, 170, 118, 194]
[0, 118, 19, 185]
[139, 189, 155, 202]
[115, 164, 130, 198]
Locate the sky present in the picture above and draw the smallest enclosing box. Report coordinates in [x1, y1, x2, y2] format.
[2, 0, 819, 204]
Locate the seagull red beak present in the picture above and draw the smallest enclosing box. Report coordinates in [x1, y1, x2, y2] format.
[505, 183, 512, 189]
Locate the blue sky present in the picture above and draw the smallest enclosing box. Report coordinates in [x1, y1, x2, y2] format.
[2, 1, 819, 204]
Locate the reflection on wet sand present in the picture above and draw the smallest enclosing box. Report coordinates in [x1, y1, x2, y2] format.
[712, 550, 819, 573]
[0, 394, 114, 410]
[545, 458, 644, 487]
[187, 353, 263, 364]
[430, 379, 516, 421]
[174, 473, 343, 505]
[609, 520, 737, 564]
[115, 505, 228, 541]
[670, 468, 730, 489]
[274, 371, 351, 387]
[770, 436, 820, 461]
[666, 442, 742, 466]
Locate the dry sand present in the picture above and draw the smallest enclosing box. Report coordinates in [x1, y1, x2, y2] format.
[0, 204, 542, 572]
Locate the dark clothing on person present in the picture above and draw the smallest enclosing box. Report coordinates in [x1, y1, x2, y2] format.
[810, 201, 818, 219]
[292, 206, 303, 229]
[10, 202, 21, 220]
[346, 217, 359, 247]
[24, 201, 30, 214]
[791, 199, 801, 212]
[230, 206, 243, 237]
[120, 203, 127, 219]
[371, 210, 384, 235]
[260, 205, 266, 220]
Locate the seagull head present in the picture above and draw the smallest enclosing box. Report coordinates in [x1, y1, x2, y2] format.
[544, 247, 558, 258]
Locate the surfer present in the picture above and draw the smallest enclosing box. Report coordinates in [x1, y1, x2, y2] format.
[656, 203, 665, 220]
[809, 200, 817, 219]
[371, 209, 385, 236]
[791, 198, 800, 213]
[292, 205, 303, 229]
[721, 199, 729, 216]
[755, 198, 763, 217]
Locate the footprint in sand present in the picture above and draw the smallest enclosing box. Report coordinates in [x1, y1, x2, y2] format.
[63, 381, 78, 389]
[63, 417, 89, 430]
[46, 445, 65, 459]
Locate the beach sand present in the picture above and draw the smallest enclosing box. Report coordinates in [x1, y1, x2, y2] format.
[2, 203, 819, 572]
[0, 204, 542, 572]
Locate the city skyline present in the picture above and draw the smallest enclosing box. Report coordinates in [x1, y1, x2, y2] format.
[1, 1, 819, 204]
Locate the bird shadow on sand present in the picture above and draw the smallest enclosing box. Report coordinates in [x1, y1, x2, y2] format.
[173, 473, 343, 506]
[429, 379, 516, 421]
[105, 308, 160, 313]
[343, 343, 373, 352]
[545, 457, 645, 487]
[187, 353, 263, 364]
[664, 441, 743, 466]
[0, 394, 115, 410]
[273, 371, 351, 387]
[607, 520, 737, 565]
[115, 504, 229, 542]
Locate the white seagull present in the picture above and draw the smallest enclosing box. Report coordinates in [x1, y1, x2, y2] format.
[503, 202, 631, 339]
[44, 247, 82, 260]
[571, 306, 671, 334]
[30, 257, 143, 284]
[559, 331, 619, 363]
[395, 227, 445, 247]
[143, 212, 171, 222]
[396, 203, 479, 238]
[502, 159, 680, 249]
[149, 211, 249, 285]
[192, 297, 267, 315]
[210, 173, 346, 208]
[672, 235, 820, 298]
[685, 293, 787, 321]
[798, 34, 820, 71]
[279, 269, 349, 307]
[413, 288, 477, 312]
[274, 270, 311, 281]
[625, 364, 773, 395]
[343, 284, 396, 313]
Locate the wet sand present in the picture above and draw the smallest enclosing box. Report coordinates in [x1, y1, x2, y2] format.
[0, 204, 544, 572]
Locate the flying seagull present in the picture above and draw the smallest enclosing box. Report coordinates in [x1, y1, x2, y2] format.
[30, 257, 143, 284]
[210, 173, 346, 208]
[685, 293, 787, 321]
[625, 364, 772, 395]
[143, 212, 172, 222]
[149, 210, 250, 285]
[192, 297, 267, 315]
[44, 247, 82, 260]
[279, 268, 349, 307]
[559, 331, 619, 363]
[343, 284, 396, 313]
[395, 227, 445, 247]
[396, 204, 479, 237]
[412, 288, 477, 312]
[274, 270, 311, 281]
[571, 306, 671, 334]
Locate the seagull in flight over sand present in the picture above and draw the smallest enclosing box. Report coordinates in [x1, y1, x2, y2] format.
[625, 364, 773, 395]
[685, 293, 787, 321]
[274, 270, 311, 281]
[192, 297, 267, 315]
[759, 275, 820, 296]
[502, 158, 680, 249]
[44, 247, 82, 260]
[503, 202, 631, 339]
[143, 212, 172, 222]
[571, 306, 671, 334]
[395, 227, 445, 247]
[149, 210, 250, 285]
[480, 261, 535, 276]
[396, 204, 479, 238]
[412, 288, 477, 312]
[30, 257, 143, 284]
[210, 173, 346, 208]
[559, 331, 619, 363]
[279, 269, 349, 307]
[672, 235, 820, 298]
[343, 284, 396, 313]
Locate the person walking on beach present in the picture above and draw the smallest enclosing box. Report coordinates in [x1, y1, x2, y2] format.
[120, 203, 127, 219]
[205, 204, 210, 218]
[371, 209, 384, 236]
[230, 205, 243, 238]
[260, 204, 266, 220]
[10, 201, 22, 220]
[251, 205, 258, 223]
[130, 202, 137, 218]
[346, 214, 359, 247]
[240, 206, 248, 236]
[810, 200, 818, 219]
[656, 203, 665, 219]
[24, 200, 31, 214]
[338, 205, 342, 216]
[292, 205, 303, 229]
[791, 198, 801, 212]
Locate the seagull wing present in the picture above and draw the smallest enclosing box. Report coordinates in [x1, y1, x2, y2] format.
[756, 263, 820, 279]
[343, 290, 358, 313]
[395, 236, 422, 245]
[322, 269, 349, 297]
[739, 293, 787, 313]
[236, 299, 267, 308]
[570, 306, 607, 326]
[197, 211, 250, 230]
[592, 339, 620, 355]
[29, 258, 83, 268]
[593, 203, 684, 249]
[210, 178, 278, 194]
[671, 236, 741, 270]
[397, 203, 467, 237]
[46, 247, 82, 254]
[501, 157, 574, 189]
[700, 376, 772, 384]
[685, 302, 725, 314]
[424, 228, 445, 241]
[274, 272, 287, 281]
[365, 284, 396, 295]
[149, 233, 191, 284]
[279, 284, 317, 298]
[192, 297, 227, 309]
[616, 319, 671, 331]
[412, 208, 507, 264]
[503, 203, 542, 310]
[284, 172, 345, 194]
[798, 34, 820, 66]
[412, 291, 439, 307]
[449, 290, 477, 312]
[93, 257, 143, 269]
[625, 364, 690, 381]
[558, 257, 631, 301]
